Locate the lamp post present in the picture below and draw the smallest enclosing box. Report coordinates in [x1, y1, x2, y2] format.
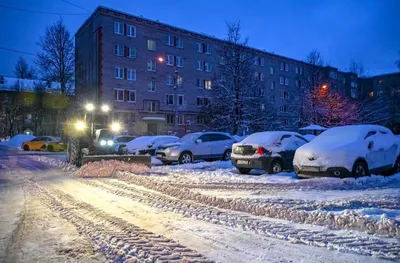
[158, 56, 179, 136]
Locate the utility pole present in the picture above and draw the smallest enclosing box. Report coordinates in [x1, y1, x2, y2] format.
[173, 67, 179, 136]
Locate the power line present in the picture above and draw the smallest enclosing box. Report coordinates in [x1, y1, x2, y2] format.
[0, 47, 37, 56]
[0, 4, 90, 15]
[61, 0, 91, 12]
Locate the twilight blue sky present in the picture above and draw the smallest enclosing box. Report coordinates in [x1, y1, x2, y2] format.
[0, 0, 399, 77]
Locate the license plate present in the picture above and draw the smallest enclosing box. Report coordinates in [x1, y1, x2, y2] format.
[302, 166, 320, 172]
[157, 154, 163, 158]
[237, 160, 249, 165]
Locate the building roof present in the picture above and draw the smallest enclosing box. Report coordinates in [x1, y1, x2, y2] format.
[0, 75, 74, 93]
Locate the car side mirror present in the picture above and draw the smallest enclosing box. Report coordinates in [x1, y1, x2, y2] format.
[368, 141, 374, 150]
[195, 139, 202, 144]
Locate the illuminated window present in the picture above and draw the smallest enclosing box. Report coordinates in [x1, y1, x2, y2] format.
[147, 40, 156, 51]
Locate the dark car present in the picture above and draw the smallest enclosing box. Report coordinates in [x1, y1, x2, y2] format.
[231, 131, 309, 174]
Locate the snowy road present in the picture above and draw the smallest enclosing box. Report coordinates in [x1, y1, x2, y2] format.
[0, 149, 399, 262]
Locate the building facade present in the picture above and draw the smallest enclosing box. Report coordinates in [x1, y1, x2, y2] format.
[76, 6, 399, 136]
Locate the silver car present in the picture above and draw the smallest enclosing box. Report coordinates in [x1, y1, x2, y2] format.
[155, 132, 235, 165]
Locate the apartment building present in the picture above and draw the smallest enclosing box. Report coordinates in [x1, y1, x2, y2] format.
[75, 6, 364, 136]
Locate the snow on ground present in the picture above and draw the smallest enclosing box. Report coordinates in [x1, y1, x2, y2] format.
[0, 134, 35, 148]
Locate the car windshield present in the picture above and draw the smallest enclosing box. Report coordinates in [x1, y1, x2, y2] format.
[116, 137, 135, 143]
[178, 133, 200, 143]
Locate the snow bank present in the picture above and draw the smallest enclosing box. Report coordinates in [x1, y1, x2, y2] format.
[2, 134, 35, 148]
[117, 174, 400, 236]
[75, 160, 149, 177]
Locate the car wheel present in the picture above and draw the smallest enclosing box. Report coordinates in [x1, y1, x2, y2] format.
[179, 152, 193, 164]
[391, 155, 400, 175]
[237, 167, 251, 174]
[268, 159, 283, 174]
[23, 145, 30, 151]
[352, 161, 369, 178]
[47, 145, 54, 152]
[162, 161, 172, 165]
[222, 149, 232, 161]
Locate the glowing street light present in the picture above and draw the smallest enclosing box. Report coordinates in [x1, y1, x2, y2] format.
[85, 103, 95, 111]
[75, 120, 86, 131]
[101, 105, 110, 112]
[158, 57, 165, 63]
[110, 122, 121, 132]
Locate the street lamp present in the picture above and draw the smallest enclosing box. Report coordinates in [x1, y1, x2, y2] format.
[110, 122, 121, 132]
[101, 105, 110, 112]
[85, 103, 95, 111]
[75, 120, 86, 131]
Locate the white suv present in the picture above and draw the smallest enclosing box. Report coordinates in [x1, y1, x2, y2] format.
[155, 132, 235, 165]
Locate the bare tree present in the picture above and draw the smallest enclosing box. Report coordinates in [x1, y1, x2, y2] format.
[36, 19, 74, 94]
[349, 60, 366, 77]
[356, 97, 391, 125]
[14, 56, 36, 79]
[205, 22, 275, 135]
[1, 83, 24, 136]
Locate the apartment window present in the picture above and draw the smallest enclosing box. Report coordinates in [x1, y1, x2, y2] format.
[296, 80, 301, 88]
[166, 35, 174, 46]
[280, 105, 288, 113]
[114, 22, 124, 35]
[115, 44, 124, 56]
[176, 76, 183, 87]
[300, 67, 303, 74]
[166, 75, 174, 86]
[127, 69, 136, 81]
[283, 119, 289, 127]
[377, 79, 383, 86]
[167, 55, 174, 66]
[270, 96, 275, 103]
[369, 92, 374, 98]
[178, 95, 184, 106]
[197, 79, 203, 89]
[166, 115, 175, 124]
[196, 42, 203, 53]
[260, 58, 265, 66]
[176, 56, 183, 67]
[254, 57, 260, 66]
[280, 77, 284, 85]
[259, 88, 265, 96]
[295, 67, 299, 74]
[147, 101, 156, 112]
[261, 104, 265, 111]
[197, 115, 206, 125]
[176, 38, 183, 48]
[280, 62, 284, 71]
[128, 47, 136, 58]
[24, 114, 32, 124]
[126, 25, 136, 37]
[280, 91, 289, 99]
[177, 115, 184, 125]
[270, 67, 275, 75]
[114, 89, 124, 101]
[329, 71, 338, 79]
[197, 97, 209, 106]
[285, 63, 289, 72]
[205, 44, 211, 54]
[205, 62, 212, 72]
[204, 80, 212, 90]
[351, 81, 358, 88]
[260, 73, 265, 81]
[270, 81, 275, 89]
[147, 40, 156, 51]
[196, 60, 203, 71]
[114, 67, 124, 79]
[148, 80, 156, 92]
[166, 94, 174, 105]
[128, 90, 136, 102]
[284, 77, 289, 86]
[147, 59, 156, 71]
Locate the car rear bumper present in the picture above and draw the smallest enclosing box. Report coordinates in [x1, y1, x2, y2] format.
[294, 165, 352, 178]
[231, 156, 273, 170]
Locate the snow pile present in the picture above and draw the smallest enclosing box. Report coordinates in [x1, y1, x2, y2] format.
[30, 156, 77, 175]
[2, 134, 35, 148]
[117, 173, 400, 236]
[75, 160, 149, 177]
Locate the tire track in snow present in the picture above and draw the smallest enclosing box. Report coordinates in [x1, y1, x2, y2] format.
[80, 177, 400, 261]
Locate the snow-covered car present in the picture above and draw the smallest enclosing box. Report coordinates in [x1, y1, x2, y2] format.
[113, 135, 136, 154]
[155, 132, 235, 165]
[231, 131, 309, 174]
[294, 125, 400, 179]
[125, 136, 179, 155]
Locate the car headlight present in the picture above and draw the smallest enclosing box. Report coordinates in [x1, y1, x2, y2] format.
[165, 146, 177, 152]
[100, 140, 106, 146]
[107, 140, 113, 146]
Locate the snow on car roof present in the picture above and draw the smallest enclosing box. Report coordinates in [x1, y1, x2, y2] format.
[316, 125, 391, 142]
[127, 135, 179, 148]
[241, 131, 302, 144]
[299, 124, 327, 131]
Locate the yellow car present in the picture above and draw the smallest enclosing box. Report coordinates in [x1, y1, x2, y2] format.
[21, 136, 65, 152]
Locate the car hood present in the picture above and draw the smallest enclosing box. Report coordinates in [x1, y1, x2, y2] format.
[159, 142, 183, 149]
